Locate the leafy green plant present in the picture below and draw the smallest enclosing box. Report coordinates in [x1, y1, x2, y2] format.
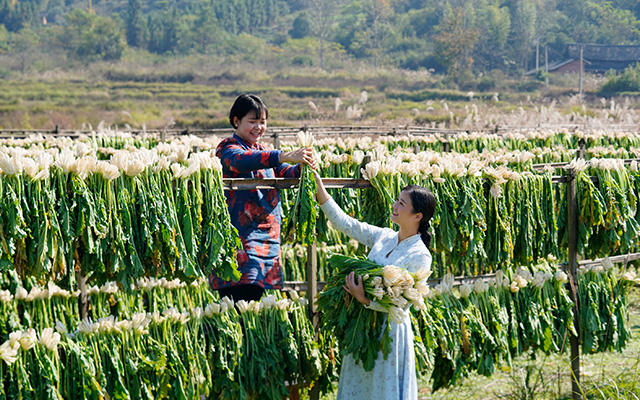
[599, 63, 640, 94]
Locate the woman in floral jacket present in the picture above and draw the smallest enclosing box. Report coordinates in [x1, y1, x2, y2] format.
[210, 94, 316, 302]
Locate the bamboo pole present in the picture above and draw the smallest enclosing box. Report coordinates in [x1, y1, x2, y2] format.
[306, 239, 320, 400]
[566, 167, 582, 400]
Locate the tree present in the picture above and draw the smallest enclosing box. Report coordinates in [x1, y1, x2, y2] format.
[473, 0, 512, 71]
[61, 9, 126, 61]
[0, 0, 41, 31]
[125, 0, 147, 48]
[10, 27, 40, 73]
[0, 24, 9, 53]
[433, 6, 479, 80]
[507, 0, 537, 71]
[362, 0, 392, 71]
[177, 5, 223, 54]
[290, 11, 312, 39]
[306, 0, 344, 69]
[585, 1, 640, 43]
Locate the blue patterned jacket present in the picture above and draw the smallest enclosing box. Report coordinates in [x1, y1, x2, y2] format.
[209, 133, 299, 290]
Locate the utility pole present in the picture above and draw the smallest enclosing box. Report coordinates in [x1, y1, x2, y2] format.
[545, 46, 549, 89]
[579, 44, 584, 97]
[535, 37, 540, 71]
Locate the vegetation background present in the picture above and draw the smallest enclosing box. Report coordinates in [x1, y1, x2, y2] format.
[1, 0, 640, 130]
[1, 2, 640, 398]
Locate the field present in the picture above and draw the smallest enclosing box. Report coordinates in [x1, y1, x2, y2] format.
[2, 66, 640, 399]
[1, 61, 639, 132]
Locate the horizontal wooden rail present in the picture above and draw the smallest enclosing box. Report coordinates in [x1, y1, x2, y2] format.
[223, 177, 372, 190]
[223, 176, 590, 188]
[1, 124, 637, 140]
[283, 259, 640, 292]
[578, 252, 640, 267]
[283, 272, 500, 292]
[533, 158, 640, 170]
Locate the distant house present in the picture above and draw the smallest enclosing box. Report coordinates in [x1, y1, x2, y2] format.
[526, 44, 640, 76]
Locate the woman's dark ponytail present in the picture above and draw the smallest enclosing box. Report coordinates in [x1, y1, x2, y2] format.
[419, 221, 432, 248]
[402, 185, 436, 248]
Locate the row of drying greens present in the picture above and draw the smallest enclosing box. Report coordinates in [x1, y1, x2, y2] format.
[7, 128, 640, 162]
[408, 129, 640, 155]
[1, 130, 639, 286]
[291, 128, 640, 162]
[0, 272, 331, 400]
[0, 144, 241, 289]
[317, 255, 638, 392]
[415, 260, 637, 391]
[280, 144, 640, 279]
[1, 257, 637, 397]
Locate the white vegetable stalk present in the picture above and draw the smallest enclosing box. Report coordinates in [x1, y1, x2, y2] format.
[39, 328, 61, 352]
[459, 283, 473, 298]
[297, 130, 314, 147]
[0, 341, 19, 365]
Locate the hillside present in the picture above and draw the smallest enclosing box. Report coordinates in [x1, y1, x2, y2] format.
[1, 0, 640, 78]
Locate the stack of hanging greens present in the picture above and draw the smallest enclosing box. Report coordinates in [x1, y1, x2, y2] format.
[279, 132, 640, 281]
[361, 155, 560, 277]
[283, 131, 318, 246]
[0, 274, 330, 400]
[316, 254, 633, 391]
[280, 145, 370, 281]
[577, 258, 637, 354]
[0, 147, 241, 289]
[559, 158, 640, 260]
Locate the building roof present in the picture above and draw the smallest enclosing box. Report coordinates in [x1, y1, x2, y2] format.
[566, 44, 640, 62]
[524, 58, 589, 76]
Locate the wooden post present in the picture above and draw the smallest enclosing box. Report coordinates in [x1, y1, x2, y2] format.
[274, 131, 281, 150]
[306, 239, 318, 329]
[566, 167, 582, 400]
[78, 273, 88, 321]
[306, 239, 320, 400]
[578, 138, 586, 160]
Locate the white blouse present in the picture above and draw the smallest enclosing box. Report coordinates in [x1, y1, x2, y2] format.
[319, 197, 432, 285]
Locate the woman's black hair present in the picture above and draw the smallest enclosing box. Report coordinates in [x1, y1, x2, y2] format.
[228, 94, 269, 128]
[402, 185, 436, 247]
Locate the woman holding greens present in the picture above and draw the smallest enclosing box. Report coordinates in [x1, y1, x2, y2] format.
[210, 93, 316, 302]
[313, 169, 435, 400]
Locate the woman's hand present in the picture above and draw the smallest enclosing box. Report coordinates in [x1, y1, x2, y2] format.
[280, 148, 317, 169]
[312, 168, 331, 205]
[343, 271, 371, 306]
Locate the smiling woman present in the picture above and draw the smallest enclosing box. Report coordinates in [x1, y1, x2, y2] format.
[209, 93, 317, 303]
[312, 168, 436, 400]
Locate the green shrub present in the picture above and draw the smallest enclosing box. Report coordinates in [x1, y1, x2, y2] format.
[599, 63, 640, 94]
[104, 69, 196, 83]
[515, 79, 543, 92]
[476, 75, 497, 91]
[292, 55, 314, 66]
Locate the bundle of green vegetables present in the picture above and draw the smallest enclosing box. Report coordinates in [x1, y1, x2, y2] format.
[317, 254, 431, 371]
[283, 131, 318, 246]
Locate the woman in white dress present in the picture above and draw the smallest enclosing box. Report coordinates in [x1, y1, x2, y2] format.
[312, 170, 436, 400]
